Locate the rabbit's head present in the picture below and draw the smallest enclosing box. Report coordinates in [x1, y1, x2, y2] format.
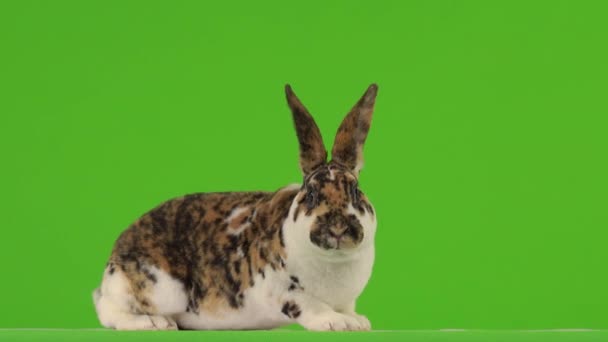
[285, 84, 378, 253]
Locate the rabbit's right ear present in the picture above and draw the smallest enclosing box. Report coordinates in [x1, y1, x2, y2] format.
[330, 84, 377, 175]
[285, 85, 327, 176]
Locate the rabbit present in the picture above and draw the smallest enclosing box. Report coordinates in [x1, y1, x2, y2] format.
[93, 84, 379, 331]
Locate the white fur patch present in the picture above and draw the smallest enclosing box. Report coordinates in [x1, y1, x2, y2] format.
[94, 265, 187, 330]
[225, 207, 251, 235]
[147, 266, 188, 314]
[227, 223, 250, 236]
[94, 268, 132, 328]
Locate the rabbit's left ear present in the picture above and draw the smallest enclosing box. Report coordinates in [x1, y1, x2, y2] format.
[331, 84, 378, 175]
[285, 85, 328, 176]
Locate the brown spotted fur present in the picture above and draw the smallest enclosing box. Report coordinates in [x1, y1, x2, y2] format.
[109, 188, 297, 315]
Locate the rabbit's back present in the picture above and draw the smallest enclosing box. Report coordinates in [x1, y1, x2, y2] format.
[96, 187, 299, 329]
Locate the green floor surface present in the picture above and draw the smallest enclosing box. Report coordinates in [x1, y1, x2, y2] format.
[0, 330, 606, 342]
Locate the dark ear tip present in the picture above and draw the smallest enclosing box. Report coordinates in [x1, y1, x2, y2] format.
[285, 84, 293, 96]
[367, 83, 378, 94]
[361, 83, 378, 105]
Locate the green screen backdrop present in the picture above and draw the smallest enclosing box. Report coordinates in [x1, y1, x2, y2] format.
[1, 0, 607, 330]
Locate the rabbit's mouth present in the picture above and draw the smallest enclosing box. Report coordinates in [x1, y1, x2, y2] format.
[326, 236, 354, 250]
[309, 226, 363, 251]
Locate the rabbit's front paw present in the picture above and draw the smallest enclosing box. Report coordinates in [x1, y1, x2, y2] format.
[300, 311, 368, 331]
[346, 313, 371, 331]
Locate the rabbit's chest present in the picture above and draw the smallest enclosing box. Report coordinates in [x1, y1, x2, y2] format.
[288, 248, 375, 309]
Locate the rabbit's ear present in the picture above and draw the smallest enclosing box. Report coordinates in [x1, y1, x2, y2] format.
[285, 85, 328, 176]
[331, 84, 378, 175]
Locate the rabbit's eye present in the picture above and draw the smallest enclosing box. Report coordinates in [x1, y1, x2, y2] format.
[350, 183, 360, 203]
[305, 188, 318, 209]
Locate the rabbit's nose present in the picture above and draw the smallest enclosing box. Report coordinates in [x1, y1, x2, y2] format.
[329, 225, 348, 237]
